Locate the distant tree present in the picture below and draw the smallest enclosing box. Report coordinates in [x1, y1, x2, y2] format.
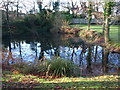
[103, 1, 116, 43]
[52, 1, 60, 12]
[87, 1, 93, 30]
[61, 2, 71, 14]
[61, 0, 79, 17]
[37, 0, 43, 13]
[70, 0, 78, 17]
[16, 0, 20, 17]
[79, 2, 87, 16]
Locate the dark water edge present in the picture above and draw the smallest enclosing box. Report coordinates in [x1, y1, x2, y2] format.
[2, 32, 120, 76]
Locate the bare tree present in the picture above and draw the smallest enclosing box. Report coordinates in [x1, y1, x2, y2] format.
[79, 1, 87, 15]
[87, 1, 93, 30]
[61, 0, 79, 17]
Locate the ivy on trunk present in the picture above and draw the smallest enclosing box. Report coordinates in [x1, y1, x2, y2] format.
[103, 1, 116, 43]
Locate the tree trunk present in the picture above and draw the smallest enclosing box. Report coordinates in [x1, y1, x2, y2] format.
[16, 2, 19, 17]
[104, 16, 110, 43]
[71, 47, 75, 62]
[86, 47, 92, 73]
[87, 2, 92, 30]
[35, 43, 38, 58]
[102, 16, 105, 34]
[102, 48, 109, 73]
[6, 3, 9, 27]
[18, 41, 22, 62]
[8, 41, 12, 52]
[94, 46, 98, 62]
[54, 47, 59, 57]
[88, 17, 91, 30]
[39, 47, 44, 62]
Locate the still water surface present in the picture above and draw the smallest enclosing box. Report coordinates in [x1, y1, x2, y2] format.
[2, 33, 120, 75]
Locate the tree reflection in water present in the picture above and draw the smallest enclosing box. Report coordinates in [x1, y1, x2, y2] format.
[2, 33, 120, 75]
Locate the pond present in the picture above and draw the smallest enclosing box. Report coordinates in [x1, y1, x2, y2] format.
[2, 33, 120, 76]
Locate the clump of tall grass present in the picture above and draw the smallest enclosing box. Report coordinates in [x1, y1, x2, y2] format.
[46, 57, 75, 77]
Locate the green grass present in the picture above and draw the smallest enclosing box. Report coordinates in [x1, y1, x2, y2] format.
[2, 71, 119, 89]
[70, 24, 119, 43]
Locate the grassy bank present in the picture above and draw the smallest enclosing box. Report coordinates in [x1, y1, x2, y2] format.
[70, 24, 119, 43]
[2, 71, 119, 89]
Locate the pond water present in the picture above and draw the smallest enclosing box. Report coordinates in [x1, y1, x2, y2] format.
[2, 33, 120, 76]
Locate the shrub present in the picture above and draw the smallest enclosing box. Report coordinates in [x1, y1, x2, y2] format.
[3, 71, 13, 75]
[79, 30, 103, 42]
[62, 13, 73, 26]
[11, 62, 28, 73]
[50, 13, 63, 33]
[10, 19, 29, 34]
[22, 64, 38, 74]
[46, 57, 75, 77]
[3, 11, 54, 36]
[37, 61, 49, 75]
[9, 57, 80, 77]
[24, 13, 53, 32]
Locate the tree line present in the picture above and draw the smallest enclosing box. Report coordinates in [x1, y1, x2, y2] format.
[1, 0, 119, 43]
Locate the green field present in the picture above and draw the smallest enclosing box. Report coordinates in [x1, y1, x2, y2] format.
[2, 71, 119, 89]
[70, 25, 119, 43]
